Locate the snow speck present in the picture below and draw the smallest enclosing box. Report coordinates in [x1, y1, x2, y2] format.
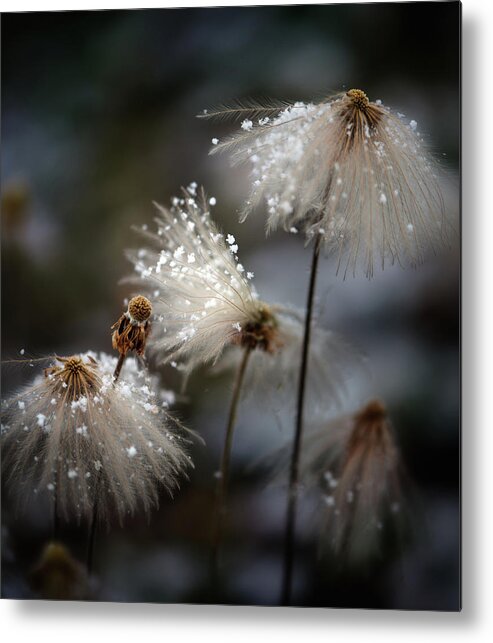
[173, 245, 185, 260]
[18, 401, 25, 410]
[226, 234, 235, 245]
[241, 119, 253, 131]
[67, 469, 78, 479]
[36, 414, 46, 427]
[409, 120, 418, 131]
[126, 446, 137, 458]
[211, 137, 219, 145]
[379, 193, 387, 205]
[20, 348, 25, 355]
[209, 197, 217, 206]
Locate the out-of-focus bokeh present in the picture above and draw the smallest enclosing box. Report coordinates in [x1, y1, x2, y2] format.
[1, 3, 460, 609]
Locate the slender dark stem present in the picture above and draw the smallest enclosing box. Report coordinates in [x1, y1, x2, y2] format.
[113, 353, 126, 382]
[86, 495, 98, 575]
[281, 235, 322, 606]
[53, 464, 60, 540]
[86, 480, 100, 575]
[211, 345, 252, 583]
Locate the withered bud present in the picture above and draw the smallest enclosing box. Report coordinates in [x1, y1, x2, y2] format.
[111, 295, 152, 359]
[29, 542, 91, 600]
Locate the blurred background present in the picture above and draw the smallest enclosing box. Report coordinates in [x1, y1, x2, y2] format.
[1, 2, 460, 609]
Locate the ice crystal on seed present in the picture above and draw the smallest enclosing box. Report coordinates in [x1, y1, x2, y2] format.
[1, 352, 192, 523]
[205, 90, 453, 277]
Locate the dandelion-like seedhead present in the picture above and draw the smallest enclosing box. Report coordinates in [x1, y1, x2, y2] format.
[294, 399, 403, 563]
[1, 351, 191, 523]
[206, 90, 452, 277]
[127, 185, 284, 374]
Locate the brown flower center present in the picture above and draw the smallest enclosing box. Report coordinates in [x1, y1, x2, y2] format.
[346, 88, 370, 110]
[45, 355, 102, 400]
[237, 306, 282, 353]
[128, 295, 152, 323]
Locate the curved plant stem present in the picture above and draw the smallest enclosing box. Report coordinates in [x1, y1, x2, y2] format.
[281, 234, 322, 606]
[211, 345, 252, 582]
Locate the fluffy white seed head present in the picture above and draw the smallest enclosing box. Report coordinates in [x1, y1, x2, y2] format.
[207, 91, 453, 277]
[1, 352, 191, 523]
[127, 187, 281, 373]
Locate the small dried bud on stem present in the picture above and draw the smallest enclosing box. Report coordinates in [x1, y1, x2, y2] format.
[111, 295, 152, 380]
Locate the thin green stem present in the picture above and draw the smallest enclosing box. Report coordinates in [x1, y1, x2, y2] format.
[211, 345, 252, 582]
[281, 234, 322, 606]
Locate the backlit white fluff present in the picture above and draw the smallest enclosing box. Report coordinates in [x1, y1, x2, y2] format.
[128, 187, 281, 373]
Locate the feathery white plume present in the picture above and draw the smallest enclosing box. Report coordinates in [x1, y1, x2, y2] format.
[206, 90, 453, 277]
[1, 352, 192, 523]
[127, 187, 283, 374]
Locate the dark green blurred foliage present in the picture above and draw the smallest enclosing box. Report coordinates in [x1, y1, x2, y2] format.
[1, 3, 460, 609]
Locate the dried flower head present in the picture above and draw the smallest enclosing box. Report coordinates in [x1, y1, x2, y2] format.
[112, 294, 152, 358]
[1, 352, 192, 523]
[128, 185, 288, 374]
[299, 399, 404, 562]
[205, 90, 452, 277]
[29, 542, 90, 600]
